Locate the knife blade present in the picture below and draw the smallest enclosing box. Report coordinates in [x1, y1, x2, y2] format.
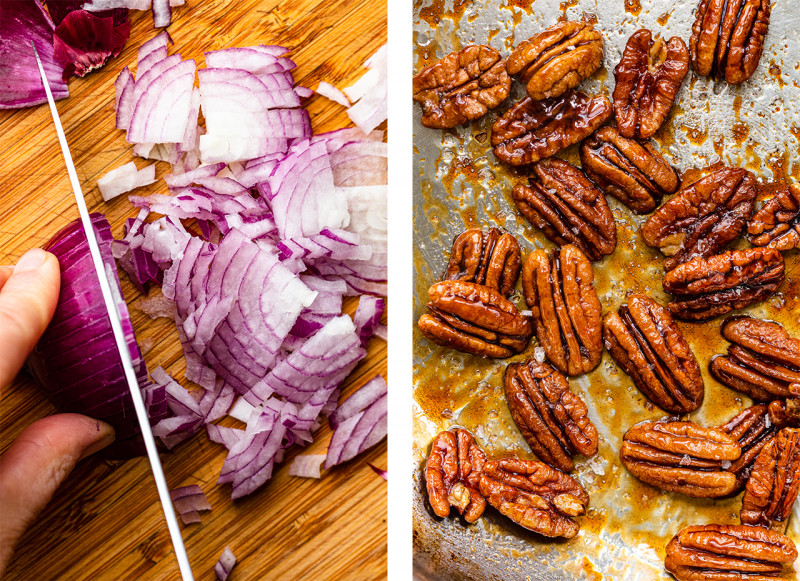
[31, 42, 194, 581]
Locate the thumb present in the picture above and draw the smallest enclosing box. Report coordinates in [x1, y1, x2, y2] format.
[0, 414, 115, 575]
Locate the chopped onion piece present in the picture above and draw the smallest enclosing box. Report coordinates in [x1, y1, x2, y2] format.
[325, 391, 387, 469]
[169, 484, 211, 525]
[316, 81, 350, 107]
[352, 296, 385, 347]
[288, 454, 326, 479]
[215, 546, 237, 581]
[98, 161, 156, 201]
[328, 375, 386, 429]
[342, 44, 387, 134]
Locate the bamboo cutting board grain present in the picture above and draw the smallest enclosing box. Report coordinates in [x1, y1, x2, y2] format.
[0, 1, 387, 579]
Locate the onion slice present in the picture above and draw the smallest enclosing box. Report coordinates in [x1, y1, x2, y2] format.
[325, 375, 387, 469]
[169, 484, 211, 525]
[98, 161, 156, 201]
[288, 454, 326, 479]
[215, 546, 237, 581]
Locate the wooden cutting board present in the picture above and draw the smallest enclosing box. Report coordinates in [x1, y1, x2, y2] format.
[0, 1, 387, 580]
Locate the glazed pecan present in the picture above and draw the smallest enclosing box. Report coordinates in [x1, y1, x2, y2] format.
[620, 420, 741, 497]
[748, 183, 800, 251]
[504, 359, 598, 473]
[603, 294, 703, 414]
[425, 428, 487, 522]
[690, 0, 771, 84]
[665, 524, 797, 581]
[491, 91, 612, 166]
[711, 317, 800, 401]
[521, 245, 603, 376]
[613, 29, 689, 139]
[641, 166, 758, 271]
[506, 21, 603, 101]
[769, 392, 800, 428]
[662, 248, 784, 321]
[413, 45, 512, 129]
[511, 158, 616, 261]
[580, 126, 679, 214]
[720, 405, 781, 492]
[444, 227, 521, 297]
[418, 280, 532, 358]
[478, 457, 589, 538]
[741, 428, 800, 533]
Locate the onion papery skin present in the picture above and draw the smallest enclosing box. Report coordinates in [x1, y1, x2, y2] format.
[53, 9, 131, 80]
[26, 213, 162, 458]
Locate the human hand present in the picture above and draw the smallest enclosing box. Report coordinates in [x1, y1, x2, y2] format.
[0, 249, 115, 576]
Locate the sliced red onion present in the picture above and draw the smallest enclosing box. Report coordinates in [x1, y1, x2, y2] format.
[328, 375, 386, 430]
[325, 390, 387, 470]
[288, 454, 326, 479]
[83, 0, 180, 28]
[27, 214, 163, 457]
[352, 296, 385, 347]
[316, 81, 350, 107]
[215, 546, 236, 581]
[135, 30, 171, 80]
[98, 161, 156, 201]
[372, 323, 387, 342]
[169, 484, 211, 525]
[207, 424, 244, 449]
[0, 0, 68, 109]
[52, 9, 130, 80]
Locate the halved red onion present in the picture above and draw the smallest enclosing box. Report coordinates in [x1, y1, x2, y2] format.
[0, 0, 68, 109]
[52, 9, 130, 80]
[98, 161, 156, 201]
[169, 484, 211, 525]
[288, 454, 325, 479]
[26, 214, 164, 457]
[215, 546, 236, 581]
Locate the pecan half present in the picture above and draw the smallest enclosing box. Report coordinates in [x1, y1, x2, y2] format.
[580, 126, 679, 214]
[425, 428, 487, 522]
[620, 420, 741, 497]
[413, 45, 512, 129]
[506, 21, 603, 101]
[443, 227, 521, 297]
[665, 524, 797, 581]
[604, 294, 703, 414]
[613, 29, 689, 139]
[748, 183, 800, 251]
[769, 393, 800, 428]
[711, 317, 800, 401]
[491, 91, 612, 166]
[720, 405, 781, 492]
[418, 280, 533, 358]
[689, 0, 771, 84]
[478, 457, 589, 538]
[511, 158, 616, 261]
[741, 428, 800, 533]
[521, 245, 603, 376]
[641, 166, 758, 271]
[662, 248, 784, 321]
[504, 359, 598, 472]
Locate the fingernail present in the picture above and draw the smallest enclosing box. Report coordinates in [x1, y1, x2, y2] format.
[79, 421, 116, 460]
[14, 248, 48, 273]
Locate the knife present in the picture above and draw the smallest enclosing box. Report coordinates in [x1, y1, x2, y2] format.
[31, 42, 194, 581]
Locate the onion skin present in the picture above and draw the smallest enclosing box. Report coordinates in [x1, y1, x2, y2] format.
[26, 214, 162, 458]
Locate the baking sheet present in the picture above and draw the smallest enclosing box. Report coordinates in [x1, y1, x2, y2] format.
[412, 0, 800, 578]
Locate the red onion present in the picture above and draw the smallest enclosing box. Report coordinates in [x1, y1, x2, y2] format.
[0, 0, 69, 109]
[26, 214, 165, 457]
[325, 375, 387, 469]
[215, 546, 236, 581]
[98, 161, 156, 201]
[169, 484, 211, 525]
[287, 454, 325, 479]
[52, 9, 130, 80]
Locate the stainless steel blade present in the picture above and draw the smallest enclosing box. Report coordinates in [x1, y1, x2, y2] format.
[31, 42, 194, 581]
